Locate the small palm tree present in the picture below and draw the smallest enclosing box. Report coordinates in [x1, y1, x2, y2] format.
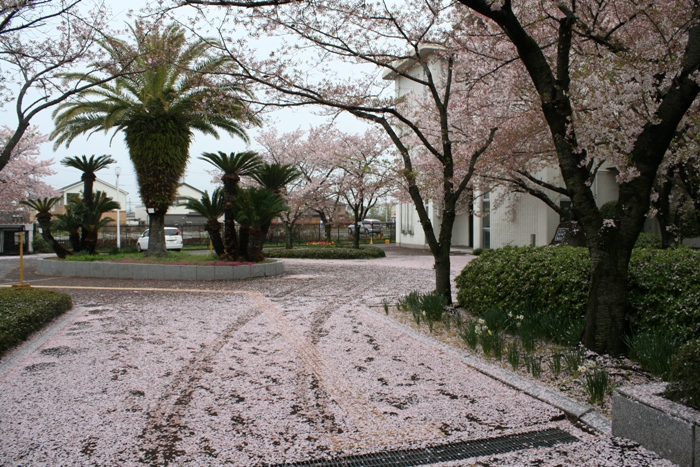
[249, 162, 301, 257]
[184, 188, 226, 257]
[54, 204, 83, 252]
[200, 151, 262, 257]
[51, 22, 258, 256]
[79, 191, 120, 254]
[20, 197, 70, 258]
[61, 154, 115, 250]
[234, 188, 288, 262]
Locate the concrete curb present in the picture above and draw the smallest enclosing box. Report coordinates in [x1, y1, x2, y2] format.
[36, 258, 283, 281]
[359, 305, 611, 435]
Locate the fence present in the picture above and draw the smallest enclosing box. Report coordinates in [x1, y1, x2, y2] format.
[65, 221, 397, 250]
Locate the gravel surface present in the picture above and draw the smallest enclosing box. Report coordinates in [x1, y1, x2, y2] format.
[0, 250, 674, 466]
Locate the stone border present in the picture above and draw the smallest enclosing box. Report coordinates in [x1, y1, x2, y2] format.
[613, 383, 700, 467]
[37, 257, 283, 281]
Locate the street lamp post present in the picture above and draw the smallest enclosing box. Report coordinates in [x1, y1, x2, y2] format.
[115, 167, 121, 249]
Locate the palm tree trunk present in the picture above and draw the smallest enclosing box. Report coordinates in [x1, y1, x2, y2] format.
[206, 220, 225, 256]
[147, 211, 168, 257]
[238, 225, 250, 260]
[285, 222, 294, 249]
[247, 227, 264, 262]
[37, 216, 70, 259]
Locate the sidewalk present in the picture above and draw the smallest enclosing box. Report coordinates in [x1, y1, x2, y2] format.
[0, 252, 673, 466]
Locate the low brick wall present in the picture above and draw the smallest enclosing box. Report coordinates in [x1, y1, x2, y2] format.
[37, 258, 284, 281]
[613, 383, 700, 467]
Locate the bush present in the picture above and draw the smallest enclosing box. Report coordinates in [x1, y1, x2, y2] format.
[0, 288, 73, 356]
[628, 248, 700, 342]
[664, 339, 700, 410]
[456, 245, 700, 344]
[32, 235, 53, 253]
[265, 246, 386, 259]
[455, 246, 590, 320]
[634, 232, 662, 249]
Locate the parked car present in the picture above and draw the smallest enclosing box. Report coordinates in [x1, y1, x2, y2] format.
[348, 219, 384, 235]
[136, 227, 183, 252]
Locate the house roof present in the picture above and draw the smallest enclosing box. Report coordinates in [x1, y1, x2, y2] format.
[58, 177, 128, 196]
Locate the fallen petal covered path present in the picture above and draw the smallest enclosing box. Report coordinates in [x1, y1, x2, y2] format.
[0, 251, 674, 466]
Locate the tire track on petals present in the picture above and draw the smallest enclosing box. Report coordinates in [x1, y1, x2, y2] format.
[246, 292, 443, 451]
[137, 302, 261, 465]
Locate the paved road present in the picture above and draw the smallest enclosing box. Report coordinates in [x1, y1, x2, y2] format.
[0, 251, 671, 466]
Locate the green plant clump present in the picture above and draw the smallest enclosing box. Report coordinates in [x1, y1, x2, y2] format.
[585, 368, 611, 406]
[664, 339, 700, 410]
[32, 236, 53, 253]
[265, 246, 386, 259]
[625, 331, 682, 378]
[397, 290, 447, 332]
[0, 288, 73, 356]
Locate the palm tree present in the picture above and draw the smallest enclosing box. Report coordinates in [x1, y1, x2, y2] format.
[234, 188, 288, 262]
[51, 22, 258, 256]
[79, 191, 120, 254]
[199, 151, 262, 257]
[60, 154, 115, 250]
[54, 204, 83, 253]
[184, 188, 226, 257]
[248, 162, 301, 257]
[19, 197, 70, 258]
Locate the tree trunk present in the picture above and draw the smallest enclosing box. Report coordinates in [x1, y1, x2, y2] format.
[246, 227, 263, 262]
[583, 244, 631, 355]
[68, 229, 81, 252]
[238, 225, 250, 259]
[206, 220, 225, 256]
[285, 222, 294, 249]
[84, 228, 98, 255]
[146, 210, 168, 257]
[80, 174, 96, 251]
[37, 216, 70, 259]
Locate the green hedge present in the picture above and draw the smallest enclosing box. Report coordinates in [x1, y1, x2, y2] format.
[456, 246, 700, 342]
[0, 288, 73, 356]
[264, 246, 386, 260]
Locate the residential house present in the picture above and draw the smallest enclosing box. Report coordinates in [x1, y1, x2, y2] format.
[55, 178, 129, 225]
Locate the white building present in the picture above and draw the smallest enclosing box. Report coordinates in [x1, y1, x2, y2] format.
[133, 182, 212, 226]
[55, 178, 129, 224]
[386, 46, 621, 250]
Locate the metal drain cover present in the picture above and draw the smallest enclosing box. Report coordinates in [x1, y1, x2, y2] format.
[267, 428, 579, 467]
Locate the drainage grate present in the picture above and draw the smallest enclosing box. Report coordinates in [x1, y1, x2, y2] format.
[267, 428, 578, 467]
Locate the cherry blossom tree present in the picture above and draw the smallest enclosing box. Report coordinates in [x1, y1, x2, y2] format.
[0, 126, 57, 216]
[183, 1, 506, 302]
[255, 126, 341, 247]
[0, 0, 124, 175]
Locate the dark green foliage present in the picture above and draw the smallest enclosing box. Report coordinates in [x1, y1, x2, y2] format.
[628, 248, 700, 342]
[525, 354, 542, 377]
[563, 347, 586, 374]
[507, 341, 520, 370]
[599, 201, 617, 220]
[456, 246, 700, 344]
[549, 353, 563, 378]
[585, 369, 610, 405]
[634, 232, 662, 249]
[456, 246, 590, 321]
[665, 339, 700, 410]
[397, 290, 448, 332]
[0, 288, 72, 356]
[265, 246, 386, 259]
[32, 235, 52, 253]
[625, 331, 683, 378]
[460, 321, 479, 350]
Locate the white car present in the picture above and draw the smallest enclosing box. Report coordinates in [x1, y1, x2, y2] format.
[348, 219, 384, 235]
[137, 227, 183, 252]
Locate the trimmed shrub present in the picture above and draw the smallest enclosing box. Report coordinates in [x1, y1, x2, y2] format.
[455, 246, 590, 319]
[0, 288, 73, 356]
[664, 339, 700, 410]
[628, 248, 700, 342]
[634, 232, 662, 249]
[456, 246, 700, 344]
[265, 246, 386, 259]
